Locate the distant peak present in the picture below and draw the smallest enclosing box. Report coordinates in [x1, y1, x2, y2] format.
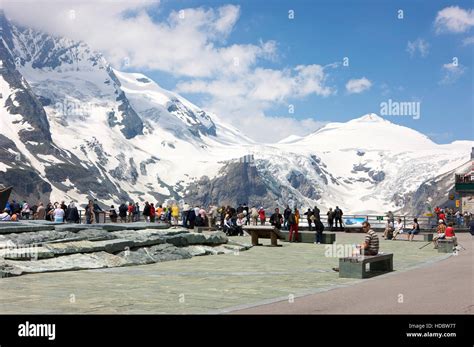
[353, 113, 386, 122]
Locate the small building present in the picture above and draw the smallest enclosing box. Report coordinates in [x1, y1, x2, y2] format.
[454, 147, 474, 213]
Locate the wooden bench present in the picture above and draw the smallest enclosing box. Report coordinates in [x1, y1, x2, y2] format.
[280, 231, 336, 244]
[242, 226, 285, 247]
[339, 253, 393, 279]
[344, 227, 363, 233]
[438, 239, 455, 253]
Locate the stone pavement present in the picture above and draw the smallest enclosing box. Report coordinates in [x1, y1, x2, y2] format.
[0, 233, 465, 314]
[232, 233, 473, 314]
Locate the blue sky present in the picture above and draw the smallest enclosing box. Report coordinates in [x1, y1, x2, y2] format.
[4, 0, 472, 143]
[143, 0, 473, 143]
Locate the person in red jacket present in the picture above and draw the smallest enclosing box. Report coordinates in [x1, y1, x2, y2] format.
[445, 222, 457, 246]
[438, 210, 446, 222]
[150, 203, 156, 223]
[258, 207, 266, 225]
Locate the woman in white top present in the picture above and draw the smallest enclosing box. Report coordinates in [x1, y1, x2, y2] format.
[53, 207, 65, 223]
[21, 202, 31, 220]
[392, 218, 405, 240]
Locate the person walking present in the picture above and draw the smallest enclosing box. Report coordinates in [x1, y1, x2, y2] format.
[288, 209, 298, 242]
[314, 218, 325, 244]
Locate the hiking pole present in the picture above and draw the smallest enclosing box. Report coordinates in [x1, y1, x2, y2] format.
[419, 228, 436, 250]
[419, 241, 432, 250]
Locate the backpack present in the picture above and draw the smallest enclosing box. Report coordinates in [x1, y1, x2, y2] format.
[288, 213, 296, 225]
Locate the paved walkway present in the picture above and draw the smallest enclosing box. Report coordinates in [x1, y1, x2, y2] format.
[0, 233, 469, 314]
[231, 233, 473, 314]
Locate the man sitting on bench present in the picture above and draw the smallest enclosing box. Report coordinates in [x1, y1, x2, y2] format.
[360, 221, 379, 255]
[432, 219, 446, 249]
[333, 221, 379, 271]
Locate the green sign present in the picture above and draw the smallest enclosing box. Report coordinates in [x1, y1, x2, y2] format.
[376, 216, 384, 221]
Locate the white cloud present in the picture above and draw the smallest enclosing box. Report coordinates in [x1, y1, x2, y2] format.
[406, 38, 430, 58]
[206, 96, 328, 143]
[462, 36, 474, 46]
[345, 77, 372, 94]
[439, 62, 466, 85]
[1, 1, 278, 78]
[434, 6, 474, 34]
[176, 64, 335, 142]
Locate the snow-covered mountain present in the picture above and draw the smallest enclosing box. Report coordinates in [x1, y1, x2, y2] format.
[0, 12, 471, 213]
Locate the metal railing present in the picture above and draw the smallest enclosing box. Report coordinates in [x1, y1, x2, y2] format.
[21, 209, 467, 229]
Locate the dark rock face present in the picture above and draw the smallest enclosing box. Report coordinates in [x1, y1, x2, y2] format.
[45, 162, 125, 201]
[0, 135, 51, 203]
[167, 99, 216, 137]
[115, 91, 144, 139]
[399, 167, 459, 215]
[0, 169, 52, 203]
[0, 37, 52, 143]
[109, 154, 139, 186]
[368, 170, 385, 182]
[286, 171, 321, 200]
[351, 164, 371, 173]
[184, 160, 272, 206]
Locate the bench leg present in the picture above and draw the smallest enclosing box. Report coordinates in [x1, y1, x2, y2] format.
[369, 259, 393, 272]
[339, 260, 364, 279]
[270, 232, 278, 247]
[251, 231, 259, 246]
